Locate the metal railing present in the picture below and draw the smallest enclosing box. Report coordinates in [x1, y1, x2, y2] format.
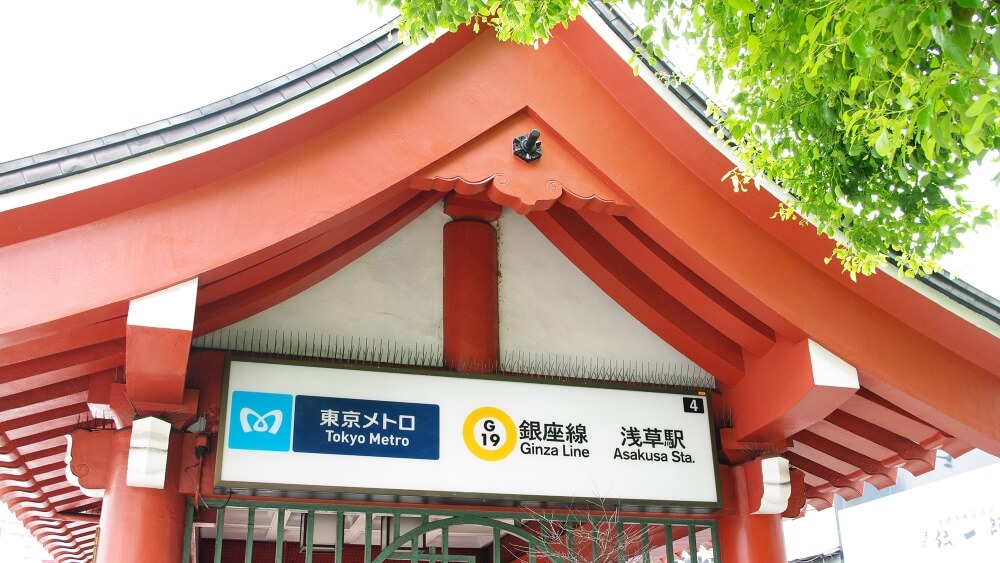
[182, 499, 720, 563]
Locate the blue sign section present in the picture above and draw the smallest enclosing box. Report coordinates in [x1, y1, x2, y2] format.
[293, 396, 439, 460]
[228, 391, 293, 452]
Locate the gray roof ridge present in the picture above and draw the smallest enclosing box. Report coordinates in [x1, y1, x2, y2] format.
[1, 4, 996, 324]
[914, 267, 1000, 326]
[587, 0, 1000, 326]
[586, 1, 721, 132]
[0, 18, 400, 194]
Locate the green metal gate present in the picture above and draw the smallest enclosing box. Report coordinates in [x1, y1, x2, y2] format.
[182, 499, 720, 563]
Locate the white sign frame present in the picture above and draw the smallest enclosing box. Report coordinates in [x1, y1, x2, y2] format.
[216, 358, 721, 509]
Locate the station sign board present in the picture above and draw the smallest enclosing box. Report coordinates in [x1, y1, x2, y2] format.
[217, 359, 720, 507]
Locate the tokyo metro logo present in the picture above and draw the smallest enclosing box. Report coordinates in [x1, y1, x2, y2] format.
[228, 391, 293, 452]
[240, 407, 283, 434]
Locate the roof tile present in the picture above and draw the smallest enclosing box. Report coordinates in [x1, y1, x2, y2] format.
[169, 108, 206, 126]
[329, 57, 359, 77]
[353, 42, 385, 65]
[59, 138, 106, 157]
[0, 156, 36, 175]
[305, 67, 338, 88]
[126, 134, 165, 154]
[286, 62, 320, 82]
[0, 171, 26, 192]
[192, 113, 229, 133]
[59, 153, 98, 175]
[219, 103, 256, 125]
[200, 98, 237, 115]
[279, 79, 312, 100]
[336, 40, 366, 58]
[313, 50, 347, 69]
[159, 124, 199, 145]
[92, 143, 133, 165]
[135, 119, 173, 136]
[360, 26, 394, 45]
[0, 18, 403, 185]
[33, 145, 74, 162]
[22, 162, 62, 184]
[228, 86, 264, 105]
[259, 74, 292, 93]
[102, 128, 140, 145]
[251, 91, 287, 113]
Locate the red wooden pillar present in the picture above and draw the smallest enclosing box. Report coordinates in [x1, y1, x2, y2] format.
[443, 194, 502, 373]
[96, 429, 187, 563]
[716, 464, 787, 563]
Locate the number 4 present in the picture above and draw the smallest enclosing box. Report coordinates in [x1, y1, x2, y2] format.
[683, 397, 704, 413]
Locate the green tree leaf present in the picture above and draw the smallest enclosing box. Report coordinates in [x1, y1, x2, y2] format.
[849, 29, 875, 58]
[370, 0, 1000, 279]
[725, 0, 756, 14]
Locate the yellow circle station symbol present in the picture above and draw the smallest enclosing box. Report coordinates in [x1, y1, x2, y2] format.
[462, 406, 517, 461]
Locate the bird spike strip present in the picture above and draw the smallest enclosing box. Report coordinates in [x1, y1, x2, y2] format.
[192, 328, 716, 390]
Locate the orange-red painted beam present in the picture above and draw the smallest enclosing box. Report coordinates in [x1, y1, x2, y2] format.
[793, 430, 896, 484]
[2, 403, 89, 441]
[825, 410, 935, 474]
[25, 462, 67, 483]
[194, 191, 443, 335]
[581, 211, 775, 356]
[21, 446, 68, 466]
[854, 386, 950, 435]
[124, 278, 198, 405]
[729, 338, 858, 442]
[0, 378, 89, 421]
[124, 325, 191, 405]
[52, 497, 101, 515]
[196, 185, 419, 305]
[0, 302, 127, 352]
[10, 426, 73, 455]
[0, 340, 124, 395]
[782, 452, 863, 498]
[0, 318, 125, 368]
[529, 205, 744, 385]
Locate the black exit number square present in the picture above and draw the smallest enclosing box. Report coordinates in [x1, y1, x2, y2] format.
[683, 397, 705, 414]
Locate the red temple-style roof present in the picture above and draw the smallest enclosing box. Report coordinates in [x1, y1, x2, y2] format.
[1, 5, 998, 561]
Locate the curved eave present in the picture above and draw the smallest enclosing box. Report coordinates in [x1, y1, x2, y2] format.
[0, 19, 400, 197]
[586, 2, 1000, 336]
[574, 4, 1000, 373]
[0, 20, 474, 251]
[0, 3, 995, 342]
[0, 0, 995, 454]
[0, 7, 998, 560]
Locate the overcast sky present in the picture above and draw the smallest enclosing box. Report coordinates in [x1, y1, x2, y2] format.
[1, 0, 996, 296]
[0, 1, 390, 159]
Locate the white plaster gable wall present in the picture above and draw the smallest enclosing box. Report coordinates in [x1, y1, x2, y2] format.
[209, 205, 702, 381]
[497, 209, 700, 374]
[218, 201, 446, 348]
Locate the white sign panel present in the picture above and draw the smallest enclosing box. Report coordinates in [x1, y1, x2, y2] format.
[217, 359, 719, 506]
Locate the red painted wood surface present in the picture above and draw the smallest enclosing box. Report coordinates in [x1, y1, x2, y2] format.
[716, 465, 787, 563]
[0, 12, 997, 561]
[443, 219, 499, 373]
[95, 430, 186, 563]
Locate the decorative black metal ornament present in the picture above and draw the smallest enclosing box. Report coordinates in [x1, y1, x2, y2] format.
[513, 129, 542, 162]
